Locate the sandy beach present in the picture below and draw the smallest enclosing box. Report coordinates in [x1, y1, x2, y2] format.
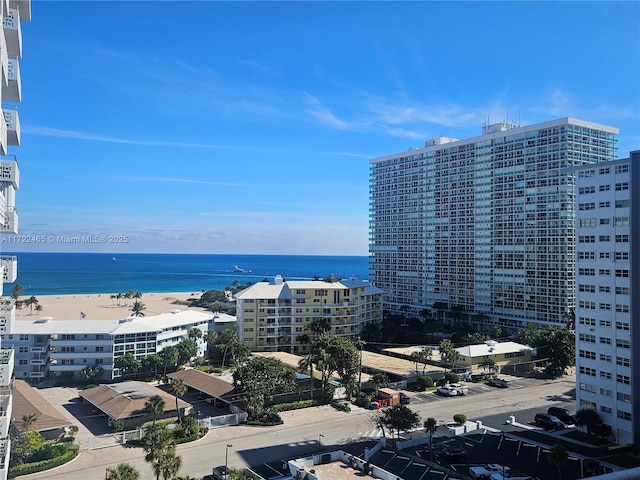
[14, 291, 208, 321]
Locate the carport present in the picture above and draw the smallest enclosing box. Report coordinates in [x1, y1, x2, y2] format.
[167, 369, 234, 407]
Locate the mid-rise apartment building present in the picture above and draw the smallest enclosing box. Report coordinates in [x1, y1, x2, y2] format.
[1, 310, 213, 382]
[575, 151, 638, 445]
[370, 117, 618, 331]
[235, 275, 383, 354]
[0, 1, 30, 478]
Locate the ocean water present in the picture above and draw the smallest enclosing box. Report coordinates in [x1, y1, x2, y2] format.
[3, 252, 369, 296]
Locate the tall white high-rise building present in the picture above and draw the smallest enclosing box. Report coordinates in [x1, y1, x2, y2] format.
[369, 117, 618, 331]
[574, 151, 638, 445]
[0, 1, 30, 478]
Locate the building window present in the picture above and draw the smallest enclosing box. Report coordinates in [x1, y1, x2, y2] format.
[616, 374, 631, 384]
[599, 320, 611, 327]
[579, 366, 596, 376]
[615, 252, 629, 261]
[617, 392, 632, 403]
[599, 286, 610, 293]
[579, 350, 596, 360]
[615, 199, 630, 208]
[614, 216, 630, 226]
[617, 410, 632, 421]
[616, 339, 630, 349]
[615, 182, 629, 191]
[598, 236, 610, 243]
[579, 317, 596, 326]
[615, 269, 629, 277]
[579, 334, 596, 343]
[615, 286, 629, 295]
[578, 236, 595, 244]
[599, 218, 610, 225]
[599, 201, 610, 208]
[598, 269, 610, 276]
[616, 356, 630, 367]
[600, 406, 612, 414]
[599, 354, 611, 362]
[601, 388, 612, 397]
[580, 383, 596, 393]
[615, 164, 629, 174]
[599, 184, 610, 192]
[600, 371, 611, 379]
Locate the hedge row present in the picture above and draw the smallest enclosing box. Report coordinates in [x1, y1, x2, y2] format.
[9, 445, 80, 477]
[273, 399, 324, 412]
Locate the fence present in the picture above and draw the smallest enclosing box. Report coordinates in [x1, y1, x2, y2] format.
[198, 412, 247, 429]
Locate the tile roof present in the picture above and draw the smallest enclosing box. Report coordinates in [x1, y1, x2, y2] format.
[80, 381, 190, 420]
[167, 369, 234, 398]
[12, 380, 73, 433]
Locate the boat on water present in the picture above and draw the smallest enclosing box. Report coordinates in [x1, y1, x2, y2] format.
[232, 265, 251, 273]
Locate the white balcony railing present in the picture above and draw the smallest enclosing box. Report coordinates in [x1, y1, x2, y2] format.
[0, 26, 6, 87]
[0, 206, 16, 234]
[0, 349, 13, 386]
[0, 392, 11, 438]
[2, 8, 22, 58]
[0, 257, 16, 284]
[0, 436, 10, 479]
[0, 58, 22, 102]
[0, 159, 18, 189]
[0, 305, 14, 334]
[9, 0, 31, 22]
[3, 109, 19, 146]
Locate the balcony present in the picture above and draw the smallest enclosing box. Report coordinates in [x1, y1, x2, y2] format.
[0, 27, 6, 87]
[4, 58, 19, 101]
[0, 206, 16, 234]
[0, 305, 14, 334]
[9, 0, 31, 22]
[29, 359, 45, 365]
[0, 436, 9, 477]
[0, 159, 18, 189]
[30, 346, 45, 353]
[0, 389, 11, 438]
[2, 8, 23, 58]
[3, 109, 19, 146]
[0, 349, 13, 386]
[0, 256, 16, 283]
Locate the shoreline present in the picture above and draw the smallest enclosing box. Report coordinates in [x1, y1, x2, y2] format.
[13, 291, 208, 321]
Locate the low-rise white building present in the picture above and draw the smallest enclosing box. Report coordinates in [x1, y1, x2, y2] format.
[1, 309, 215, 383]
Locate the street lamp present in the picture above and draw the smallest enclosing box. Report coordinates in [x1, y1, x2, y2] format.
[225, 444, 232, 480]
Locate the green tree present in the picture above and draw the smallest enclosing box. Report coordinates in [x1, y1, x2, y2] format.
[575, 408, 602, 436]
[106, 463, 141, 480]
[374, 404, 421, 440]
[144, 395, 166, 424]
[26, 295, 39, 316]
[216, 328, 238, 367]
[131, 301, 146, 317]
[548, 444, 569, 480]
[10, 430, 44, 465]
[169, 378, 188, 424]
[79, 364, 104, 380]
[143, 423, 174, 480]
[410, 349, 433, 375]
[371, 372, 389, 393]
[115, 353, 141, 378]
[141, 354, 163, 378]
[479, 358, 497, 374]
[21, 413, 38, 432]
[516, 325, 575, 374]
[176, 339, 197, 366]
[155, 447, 182, 480]
[474, 311, 490, 331]
[160, 346, 179, 379]
[233, 356, 296, 418]
[229, 341, 251, 367]
[188, 327, 202, 344]
[424, 417, 438, 461]
[309, 333, 360, 398]
[11, 284, 24, 303]
[439, 339, 461, 373]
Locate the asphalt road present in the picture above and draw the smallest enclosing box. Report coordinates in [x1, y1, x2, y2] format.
[23, 374, 578, 480]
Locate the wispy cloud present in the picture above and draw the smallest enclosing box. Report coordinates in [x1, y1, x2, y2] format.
[23, 125, 369, 158]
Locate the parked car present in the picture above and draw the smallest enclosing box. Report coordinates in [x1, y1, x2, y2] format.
[469, 464, 511, 479]
[547, 407, 576, 425]
[487, 377, 509, 388]
[400, 392, 411, 404]
[437, 385, 458, 396]
[434, 446, 468, 462]
[450, 383, 469, 395]
[534, 413, 565, 430]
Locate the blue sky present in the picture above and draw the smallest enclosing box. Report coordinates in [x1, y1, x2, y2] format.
[10, 1, 640, 255]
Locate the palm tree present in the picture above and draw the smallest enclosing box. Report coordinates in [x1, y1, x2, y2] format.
[371, 372, 389, 394]
[116, 292, 123, 306]
[155, 447, 182, 480]
[143, 424, 174, 480]
[169, 378, 188, 423]
[144, 395, 166, 424]
[27, 296, 39, 315]
[548, 444, 569, 480]
[479, 358, 497, 374]
[105, 463, 141, 480]
[131, 301, 146, 317]
[424, 417, 438, 462]
[21, 413, 38, 431]
[34, 303, 44, 314]
[10, 284, 23, 303]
